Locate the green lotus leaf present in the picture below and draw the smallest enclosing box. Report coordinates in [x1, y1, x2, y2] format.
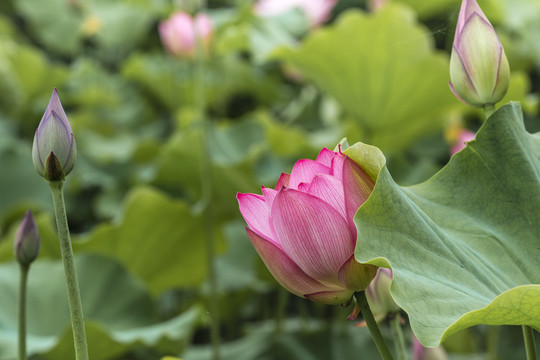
[274, 4, 459, 154]
[0, 254, 200, 359]
[351, 102, 540, 346]
[75, 186, 212, 295]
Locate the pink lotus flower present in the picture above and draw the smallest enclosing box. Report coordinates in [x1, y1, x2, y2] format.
[159, 12, 213, 58]
[254, 0, 337, 27]
[237, 148, 378, 304]
[449, 0, 510, 107]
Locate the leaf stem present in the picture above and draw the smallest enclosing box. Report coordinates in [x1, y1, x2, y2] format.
[522, 325, 537, 360]
[483, 104, 495, 120]
[18, 264, 29, 360]
[390, 314, 408, 360]
[193, 3, 220, 359]
[355, 291, 395, 360]
[49, 181, 89, 360]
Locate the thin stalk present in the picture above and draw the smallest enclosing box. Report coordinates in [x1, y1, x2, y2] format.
[522, 325, 537, 360]
[483, 103, 496, 120]
[390, 314, 407, 360]
[18, 264, 29, 360]
[355, 291, 394, 360]
[49, 181, 89, 360]
[193, 4, 220, 359]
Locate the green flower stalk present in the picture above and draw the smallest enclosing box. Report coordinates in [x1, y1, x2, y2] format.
[32, 89, 88, 360]
[449, 0, 510, 111]
[14, 210, 40, 360]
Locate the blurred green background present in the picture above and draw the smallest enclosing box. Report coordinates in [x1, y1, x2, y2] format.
[0, 0, 539, 359]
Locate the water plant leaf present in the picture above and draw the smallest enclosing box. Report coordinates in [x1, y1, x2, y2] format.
[274, 4, 458, 154]
[0, 254, 200, 359]
[350, 102, 540, 346]
[75, 186, 210, 295]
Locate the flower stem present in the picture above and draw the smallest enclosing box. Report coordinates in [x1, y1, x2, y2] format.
[483, 104, 496, 120]
[355, 291, 395, 360]
[522, 325, 537, 360]
[193, 4, 220, 360]
[18, 264, 29, 360]
[390, 314, 408, 360]
[49, 181, 89, 360]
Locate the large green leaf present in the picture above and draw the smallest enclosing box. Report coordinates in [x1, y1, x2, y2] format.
[349, 103, 540, 346]
[0, 254, 200, 359]
[274, 4, 459, 153]
[75, 186, 211, 295]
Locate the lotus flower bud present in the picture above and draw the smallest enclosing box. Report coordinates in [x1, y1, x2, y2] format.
[413, 335, 448, 360]
[237, 148, 378, 305]
[159, 12, 213, 58]
[366, 268, 400, 321]
[254, 0, 337, 27]
[32, 88, 77, 182]
[13, 210, 41, 266]
[449, 0, 510, 107]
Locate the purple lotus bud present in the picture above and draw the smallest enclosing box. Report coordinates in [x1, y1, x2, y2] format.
[412, 335, 448, 360]
[32, 88, 77, 182]
[366, 268, 400, 321]
[449, 0, 510, 107]
[13, 210, 41, 266]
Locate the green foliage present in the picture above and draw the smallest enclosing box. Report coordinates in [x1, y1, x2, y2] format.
[0, 254, 200, 359]
[75, 187, 212, 295]
[352, 103, 540, 346]
[0, 0, 539, 358]
[275, 4, 459, 153]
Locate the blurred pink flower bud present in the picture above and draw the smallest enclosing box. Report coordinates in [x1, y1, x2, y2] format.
[366, 268, 400, 321]
[32, 88, 77, 182]
[413, 335, 448, 360]
[254, 0, 337, 27]
[449, 0, 510, 107]
[450, 129, 476, 155]
[14, 210, 41, 266]
[237, 148, 378, 305]
[159, 12, 213, 58]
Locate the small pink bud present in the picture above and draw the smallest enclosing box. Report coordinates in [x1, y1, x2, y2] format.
[254, 0, 337, 27]
[14, 210, 41, 266]
[413, 335, 448, 360]
[450, 129, 476, 155]
[365, 268, 400, 321]
[159, 12, 213, 58]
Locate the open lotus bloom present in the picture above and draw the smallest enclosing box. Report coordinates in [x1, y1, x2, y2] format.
[237, 148, 378, 305]
[449, 0, 510, 107]
[254, 0, 337, 27]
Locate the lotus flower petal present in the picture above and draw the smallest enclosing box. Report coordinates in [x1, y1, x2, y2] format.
[246, 228, 336, 297]
[289, 159, 331, 189]
[275, 173, 290, 189]
[342, 156, 375, 230]
[237, 193, 274, 242]
[337, 255, 378, 291]
[271, 188, 354, 284]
